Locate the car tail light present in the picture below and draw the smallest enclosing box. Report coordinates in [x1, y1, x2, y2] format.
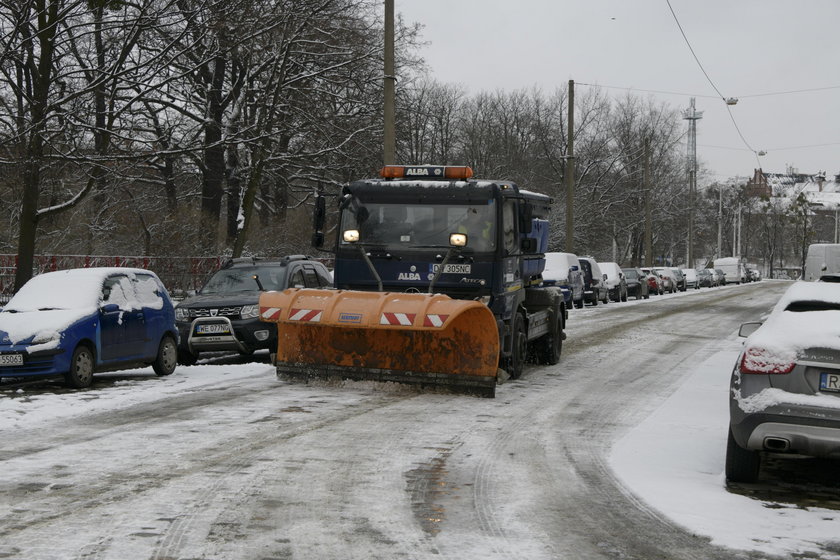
[739, 347, 795, 374]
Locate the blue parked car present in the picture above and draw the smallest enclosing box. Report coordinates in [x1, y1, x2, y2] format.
[0, 268, 178, 388]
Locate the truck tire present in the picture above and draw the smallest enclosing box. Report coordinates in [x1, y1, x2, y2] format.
[533, 316, 562, 365]
[505, 313, 527, 379]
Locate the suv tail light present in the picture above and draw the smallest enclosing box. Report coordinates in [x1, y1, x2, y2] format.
[740, 347, 795, 374]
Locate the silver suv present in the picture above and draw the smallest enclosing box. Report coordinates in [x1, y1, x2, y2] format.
[726, 282, 840, 482]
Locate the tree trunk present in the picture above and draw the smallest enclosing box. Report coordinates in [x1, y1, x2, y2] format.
[200, 53, 227, 253]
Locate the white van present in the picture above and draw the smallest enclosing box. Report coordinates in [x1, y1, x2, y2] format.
[804, 244, 840, 281]
[713, 257, 742, 285]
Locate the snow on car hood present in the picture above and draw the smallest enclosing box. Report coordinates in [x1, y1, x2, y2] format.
[0, 308, 95, 348]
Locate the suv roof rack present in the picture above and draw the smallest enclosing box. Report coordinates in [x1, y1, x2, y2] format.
[283, 255, 309, 262]
[221, 256, 263, 269]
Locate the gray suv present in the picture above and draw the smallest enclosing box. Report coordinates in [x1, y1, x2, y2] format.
[175, 256, 332, 364]
[726, 281, 840, 482]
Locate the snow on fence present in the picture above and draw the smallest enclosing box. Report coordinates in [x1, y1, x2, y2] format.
[0, 254, 225, 304]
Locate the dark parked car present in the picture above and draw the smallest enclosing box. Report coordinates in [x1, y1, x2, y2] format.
[621, 267, 650, 300]
[697, 268, 714, 288]
[175, 256, 333, 364]
[0, 268, 178, 388]
[578, 256, 609, 306]
[668, 267, 687, 292]
[726, 282, 840, 482]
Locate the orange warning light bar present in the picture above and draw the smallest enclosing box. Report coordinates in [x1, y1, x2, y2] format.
[380, 165, 474, 180]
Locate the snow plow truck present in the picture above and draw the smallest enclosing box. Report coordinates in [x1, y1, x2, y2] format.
[258, 165, 566, 397]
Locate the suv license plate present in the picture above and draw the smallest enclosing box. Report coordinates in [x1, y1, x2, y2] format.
[195, 324, 231, 335]
[0, 354, 24, 366]
[819, 372, 840, 392]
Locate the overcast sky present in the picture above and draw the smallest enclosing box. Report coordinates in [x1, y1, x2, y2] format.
[397, 0, 840, 184]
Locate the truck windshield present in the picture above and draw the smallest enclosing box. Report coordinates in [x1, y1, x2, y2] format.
[340, 201, 496, 251]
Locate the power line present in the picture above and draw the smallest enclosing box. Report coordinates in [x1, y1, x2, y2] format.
[665, 0, 726, 101]
[576, 82, 840, 101]
[664, 0, 761, 167]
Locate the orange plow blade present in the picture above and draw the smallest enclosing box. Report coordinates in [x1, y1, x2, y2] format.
[259, 289, 500, 397]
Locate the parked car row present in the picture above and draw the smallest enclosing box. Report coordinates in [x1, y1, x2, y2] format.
[0, 255, 334, 389]
[542, 252, 761, 309]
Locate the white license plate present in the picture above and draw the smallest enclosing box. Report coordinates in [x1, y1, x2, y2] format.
[430, 263, 471, 274]
[819, 372, 840, 392]
[0, 353, 24, 366]
[195, 324, 231, 335]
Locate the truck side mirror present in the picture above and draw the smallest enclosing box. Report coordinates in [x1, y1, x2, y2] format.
[520, 238, 537, 253]
[312, 194, 326, 249]
[519, 203, 533, 234]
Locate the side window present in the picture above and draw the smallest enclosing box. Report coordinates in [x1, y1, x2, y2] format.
[289, 268, 305, 288]
[134, 274, 165, 309]
[102, 275, 133, 309]
[302, 266, 320, 288]
[503, 201, 517, 253]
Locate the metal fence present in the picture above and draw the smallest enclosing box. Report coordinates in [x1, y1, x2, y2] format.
[0, 254, 226, 304]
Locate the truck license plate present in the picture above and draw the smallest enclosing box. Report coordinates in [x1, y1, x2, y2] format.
[195, 323, 231, 335]
[0, 353, 24, 366]
[430, 263, 471, 274]
[819, 372, 840, 392]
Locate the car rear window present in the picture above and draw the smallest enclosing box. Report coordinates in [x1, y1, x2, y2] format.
[785, 300, 840, 312]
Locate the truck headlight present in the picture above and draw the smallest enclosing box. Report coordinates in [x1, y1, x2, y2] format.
[240, 305, 259, 319]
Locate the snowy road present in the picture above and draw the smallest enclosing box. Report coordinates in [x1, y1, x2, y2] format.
[0, 281, 824, 559]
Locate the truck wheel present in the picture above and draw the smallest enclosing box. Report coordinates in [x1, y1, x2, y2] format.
[534, 317, 562, 365]
[506, 314, 527, 379]
[725, 428, 760, 483]
[65, 345, 95, 388]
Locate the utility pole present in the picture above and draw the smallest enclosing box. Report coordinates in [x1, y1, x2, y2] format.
[683, 98, 703, 267]
[565, 79, 575, 253]
[644, 138, 652, 267]
[383, 0, 395, 165]
[716, 186, 723, 258]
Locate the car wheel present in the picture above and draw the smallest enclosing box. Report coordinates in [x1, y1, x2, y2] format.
[153, 335, 178, 376]
[621, 288, 628, 302]
[725, 428, 760, 483]
[65, 345, 95, 388]
[574, 297, 583, 309]
[177, 349, 198, 366]
[505, 313, 527, 379]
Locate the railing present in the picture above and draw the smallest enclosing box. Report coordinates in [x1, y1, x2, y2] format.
[0, 254, 226, 305]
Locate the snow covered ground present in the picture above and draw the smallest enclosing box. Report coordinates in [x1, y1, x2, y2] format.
[2, 313, 839, 558]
